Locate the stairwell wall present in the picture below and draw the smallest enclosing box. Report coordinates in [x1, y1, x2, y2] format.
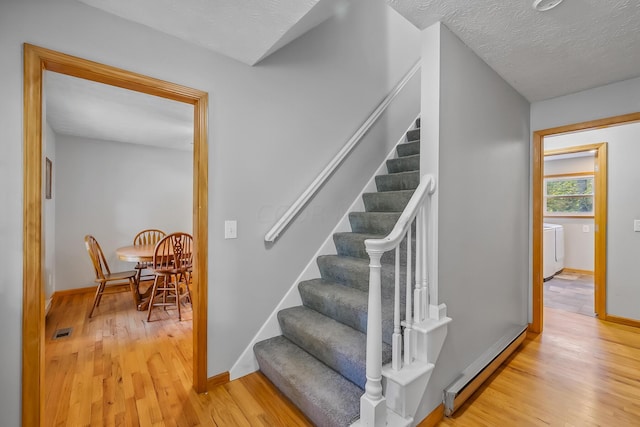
[417, 23, 530, 421]
[0, 0, 421, 421]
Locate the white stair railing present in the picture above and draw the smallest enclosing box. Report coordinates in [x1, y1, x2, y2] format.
[360, 174, 436, 426]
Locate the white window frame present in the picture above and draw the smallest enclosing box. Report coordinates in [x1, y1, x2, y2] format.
[544, 174, 594, 217]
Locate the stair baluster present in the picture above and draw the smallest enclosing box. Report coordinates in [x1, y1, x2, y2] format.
[360, 249, 387, 427]
[392, 246, 402, 371]
[404, 229, 414, 366]
[362, 174, 436, 426]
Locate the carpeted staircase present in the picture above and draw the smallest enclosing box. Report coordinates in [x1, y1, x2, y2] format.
[254, 119, 421, 427]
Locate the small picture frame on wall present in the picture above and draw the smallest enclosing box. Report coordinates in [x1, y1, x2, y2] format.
[45, 157, 52, 199]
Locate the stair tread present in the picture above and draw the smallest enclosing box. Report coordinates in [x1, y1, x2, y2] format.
[387, 154, 419, 164]
[333, 231, 415, 265]
[363, 189, 414, 197]
[334, 231, 385, 240]
[299, 278, 397, 344]
[254, 335, 362, 427]
[333, 232, 384, 259]
[317, 255, 411, 296]
[278, 306, 391, 390]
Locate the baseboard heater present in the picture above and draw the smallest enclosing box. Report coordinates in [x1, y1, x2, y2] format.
[443, 324, 528, 416]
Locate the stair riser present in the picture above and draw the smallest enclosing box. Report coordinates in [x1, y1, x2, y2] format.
[396, 140, 420, 157]
[375, 171, 419, 192]
[334, 233, 416, 266]
[386, 155, 419, 174]
[406, 128, 420, 141]
[348, 212, 401, 235]
[363, 190, 414, 212]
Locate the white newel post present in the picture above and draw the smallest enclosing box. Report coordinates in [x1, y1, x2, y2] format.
[360, 249, 386, 427]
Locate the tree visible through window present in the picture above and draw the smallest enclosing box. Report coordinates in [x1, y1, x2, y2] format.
[544, 175, 594, 215]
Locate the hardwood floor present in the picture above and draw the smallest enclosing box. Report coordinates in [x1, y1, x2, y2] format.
[45, 289, 312, 426]
[46, 292, 640, 426]
[436, 307, 640, 426]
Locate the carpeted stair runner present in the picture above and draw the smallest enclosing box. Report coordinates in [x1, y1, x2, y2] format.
[254, 119, 420, 426]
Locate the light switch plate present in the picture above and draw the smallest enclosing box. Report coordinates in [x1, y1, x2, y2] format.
[582, 225, 589, 233]
[634, 220, 640, 232]
[225, 220, 237, 239]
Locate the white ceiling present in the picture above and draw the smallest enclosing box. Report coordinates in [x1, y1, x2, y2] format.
[45, 71, 193, 151]
[77, 0, 349, 66]
[53, 0, 640, 149]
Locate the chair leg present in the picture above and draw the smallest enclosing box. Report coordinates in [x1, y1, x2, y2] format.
[88, 281, 105, 318]
[128, 277, 139, 308]
[176, 275, 182, 321]
[147, 275, 161, 322]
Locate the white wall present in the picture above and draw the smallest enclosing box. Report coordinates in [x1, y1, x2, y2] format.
[0, 0, 421, 423]
[545, 123, 640, 320]
[544, 155, 595, 272]
[418, 23, 530, 420]
[55, 135, 193, 291]
[544, 155, 594, 175]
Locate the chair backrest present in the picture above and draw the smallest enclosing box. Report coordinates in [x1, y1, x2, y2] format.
[84, 235, 110, 280]
[134, 229, 166, 246]
[152, 232, 193, 272]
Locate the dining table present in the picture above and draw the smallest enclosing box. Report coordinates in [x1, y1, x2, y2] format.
[116, 243, 157, 310]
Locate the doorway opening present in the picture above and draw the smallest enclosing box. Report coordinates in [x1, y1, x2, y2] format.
[542, 144, 604, 318]
[23, 44, 209, 426]
[531, 112, 640, 333]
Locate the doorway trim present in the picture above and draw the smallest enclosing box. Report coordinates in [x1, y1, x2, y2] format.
[23, 44, 209, 426]
[531, 112, 640, 333]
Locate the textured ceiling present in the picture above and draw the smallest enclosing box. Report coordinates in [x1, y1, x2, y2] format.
[45, 71, 193, 151]
[388, 0, 640, 101]
[78, 0, 347, 65]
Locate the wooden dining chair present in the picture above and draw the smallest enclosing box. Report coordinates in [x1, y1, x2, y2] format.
[84, 235, 139, 318]
[133, 229, 166, 283]
[147, 232, 193, 321]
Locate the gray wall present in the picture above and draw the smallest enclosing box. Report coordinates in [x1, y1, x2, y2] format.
[418, 23, 530, 419]
[44, 121, 57, 301]
[545, 123, 640, 320]
[0, 0, 420, 423]
[531, 75, 640, 130]
[532, 76, 640, 322]
[55, 135, 193, 291]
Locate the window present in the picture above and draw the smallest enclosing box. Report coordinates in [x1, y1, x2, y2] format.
[544, 175, 594, 216]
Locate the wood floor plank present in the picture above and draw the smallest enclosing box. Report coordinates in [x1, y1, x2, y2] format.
[46, 292, 640, 426]
[437, 308, 640, 426]
[45, 290, 311, 427]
